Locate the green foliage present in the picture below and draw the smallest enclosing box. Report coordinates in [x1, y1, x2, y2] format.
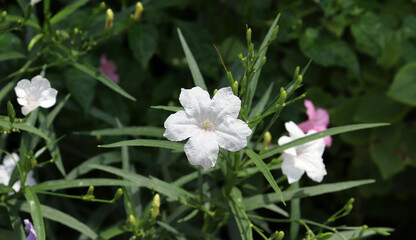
[0, 0, 413, 239]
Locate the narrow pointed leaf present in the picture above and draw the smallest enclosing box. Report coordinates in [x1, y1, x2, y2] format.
[66, 152, 121, 180]
[33, 178, 136, 191]
[151, 105, 183, 112]
[23, 187, 46, 240]
[99, 139, 184, 152]
[261, 123, 389, 159]
[18, 201, 98, 239]
[244, 179, 375, 210]
[76, 126, 164, 138]
[245, 149, 285, 205]
[177, 28, 207, 90]
[72, 62, 136, 101]
[229, 188, 253, 240]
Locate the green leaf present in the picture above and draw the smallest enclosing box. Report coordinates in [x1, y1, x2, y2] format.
[0, 119, 50, 140]
[299, 28, 359, 76]
[229, 188, 253, 240]
[64, 69, 96, 112]
[370, 124, 406, 179]
[248, 82, 274, 121]
[7, 101, 15, 125]
[88, 164, 193, 201]
[157, 221, 187, 240]
[0, 51, 26, 62]
[66, 152, 121, 180]
[0, 229, 18, 240]
[177, 28, 208, 90]
[28, 33, 43, 51]
[328, 227, 393, 240]
[0, 33, 23, 53]
[151, 105, 183, 112]
[50, 0, 89, 25]
[354, 88, 409, 123]
[261, 123, 389, 160]
[350, 12, 389, 57]
[244, 179, 375, 210]
[18, 201, 98, 239]
[71, 62, 136, 101]
[128, 24, 158, 69]
[76, 126, 164, 138]
[245, 149, 285, 205]
[387, 62, 416, 106]
[99, 139, 184, 152]
[245, 13, 280, 112]
[23, 187, 46, 240]
[289, 182, 300, 240]
[33, 178, 136, 191]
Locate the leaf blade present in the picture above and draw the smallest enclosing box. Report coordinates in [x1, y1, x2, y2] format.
[261, 123, 389, 159]
[177, 28, 208, 90]
[245, 149, 285, 205]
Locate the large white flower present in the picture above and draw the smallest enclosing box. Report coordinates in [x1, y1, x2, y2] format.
[0, 153, 36, 192]
[278, 121, 326, 184]
[164, 87, 252, 170]
[14, 75, 58, 116]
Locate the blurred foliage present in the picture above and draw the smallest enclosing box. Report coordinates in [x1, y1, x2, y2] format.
[0, 0, 415, 239]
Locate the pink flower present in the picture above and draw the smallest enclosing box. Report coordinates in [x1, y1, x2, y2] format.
[298, 100, 332, 147]
[98, 54, 119, 83]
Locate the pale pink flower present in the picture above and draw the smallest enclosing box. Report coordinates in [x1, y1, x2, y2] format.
[298, 100, 332, 147]
[278, 122, 327, 184]
[98, 54, 119, 83]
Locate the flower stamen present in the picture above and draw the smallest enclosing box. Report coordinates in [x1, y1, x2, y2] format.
[200, 120, 214, 131]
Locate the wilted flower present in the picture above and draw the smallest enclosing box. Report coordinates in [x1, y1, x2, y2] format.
[24, 219, 37, 240]
[14, 75, 58, 116]
[105, 9, 114, 31]
[278, 121, 326, 184]
[0, 153, 36, 192]
[164, 87, 252, 170]
[298, 100, 332, 147]
[98, 54, 119, 83]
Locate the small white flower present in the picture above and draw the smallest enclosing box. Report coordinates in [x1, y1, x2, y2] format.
[0, 153, 36, 192]
[164, 87, 252, 170]
[14, 75, 58, 116]
[30, 0, 42, 6]
[278, 121, 326, 184]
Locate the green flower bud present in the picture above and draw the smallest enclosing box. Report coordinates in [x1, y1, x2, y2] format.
[151, 194, 160, 219]
[105, 9, 114, 31]
[263, 131, 272, 148]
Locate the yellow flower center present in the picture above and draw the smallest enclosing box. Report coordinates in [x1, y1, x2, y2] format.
[200, 120, 214, 131]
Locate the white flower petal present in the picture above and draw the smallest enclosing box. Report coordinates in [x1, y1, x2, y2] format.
[184, 131, 219, 171]
[164, 110, 199, 141]
[12, 180, 21, 192]
[295, 152, 326, 182]
[211, 87, 241, 120]
[14, 79, 30, 98]
[215, 116, 252, 152]
[278, 136, 297, 156]
[285, 121, 305, 139]
[26, 171, 37, 186]
[179, 87, 211, 120]
[39, 88, 58, 108]
[281, 154, 305, 184]
[31, 75, 51, 90]
[22, 105, 38, 116]
[0, 167, 9, 185]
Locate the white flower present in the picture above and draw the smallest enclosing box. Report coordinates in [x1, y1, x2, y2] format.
[30, 0, 42, 6]
[164, 87, 252, 170]
[0, 153, 36, 192]
[278, 121, 326, 184]
[14, 75, 58, 116]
